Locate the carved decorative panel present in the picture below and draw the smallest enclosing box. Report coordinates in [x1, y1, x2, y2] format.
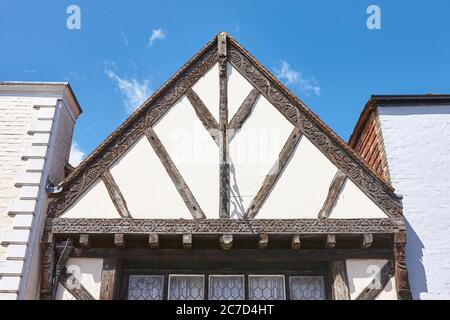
[290, 276, 325, 300]
[127, 275, 164, 300]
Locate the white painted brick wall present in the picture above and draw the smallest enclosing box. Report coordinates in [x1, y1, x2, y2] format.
[378, 105, 450, 300]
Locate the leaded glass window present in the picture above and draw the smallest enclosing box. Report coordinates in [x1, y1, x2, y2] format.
[248, 275, 285, 300]
[127, 275, 164, 300]
[168, 275, 204, 300]
[290, 276, 325, 300]
[209, 275, 244, 300]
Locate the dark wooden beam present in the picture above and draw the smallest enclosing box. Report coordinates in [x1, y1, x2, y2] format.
[39, 231, 54, 300]
[218, 32, 230, 219]
[145, 128, 206, 220]
[114, 234, 125, 248]
[291, 235, 301, 250]
[51, 239, 74, 300]
[318, 170, 347, 219]
[185, 88, 219, 144]
[51, 218, 406, 235]
[326, 234, 336, 249]
[258, 233, 269, 249]
[393, 232, 412, 300]
[219, 234, 233, 250]
[101, 170, 132, 218]
[148, 233, 159, 249]
[228, 88, 259, 140]
[247, 128, 302, 219]
[330, 260, 350, 300]
[182, 233, 192, 249]
[79, 234, 90, 248]
[361, 233, 373, 249]
[71, 248, 393, 262]
[356, 260, 394, 300]
[99, 258, 117, 300]
[60, 268, 95, 300]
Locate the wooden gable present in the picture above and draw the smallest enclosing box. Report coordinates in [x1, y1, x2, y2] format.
[49, 33, 402, 222]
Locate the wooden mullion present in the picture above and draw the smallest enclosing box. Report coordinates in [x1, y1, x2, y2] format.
[330, 260, 350, 300]
[100, 257, 118, 300]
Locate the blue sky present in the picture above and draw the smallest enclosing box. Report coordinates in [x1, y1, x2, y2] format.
[1, 0, 450, 164]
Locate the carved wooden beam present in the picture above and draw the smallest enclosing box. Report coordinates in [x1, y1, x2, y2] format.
[145, 128, 206, 220]
[219, 234, 233, 250]
[247, 128, 302, 219]
[100, 258, 117, 300]
[148, 233, 159, 249]
[318, 170, 347, 219]
[79, 234, 90, 248]
[101, 170, 132, 218]
[60, 268, 95, 300]
[393, 232, 412, 300]
[39, 231, 55, 300]
[330, 260, 350, 300]
[291, 235, 301, 250]
[258, 233, 269, 249]
[218, 32, 230, 219]
[114, 233, 125, 248]
[185, 88, 219, 144]
[228, 88, 259, 140]
[182, 233, 192, 249]
[361, 233, 373, 249]
[356, 260, 394, 300]
[326, 234, 336, 249]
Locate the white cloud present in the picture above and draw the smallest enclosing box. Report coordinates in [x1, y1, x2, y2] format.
[148, 29, 166, 46]
[119, 30, 128, 46]
[274, 60, 320, 97]
[105, 68, 153, 114]
[69, 142, 85, 166]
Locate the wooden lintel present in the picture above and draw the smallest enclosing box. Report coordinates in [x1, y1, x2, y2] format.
[326, 234, 336, 248]
[114, 234, 125, 248]
[318, 170, 347, 219]
[361, 233, 373, 249]
[186, 88, 219, 143]
[145, 128, 206, 220]
[258, 233, 269, 249]
[330, 260, 350, 300]
[356, 260, 394, 300]
[291, 235, 301, 250]
[219, 234, 233, 250]
[101, 170, 132, 218]
[148, 233, 159, 249]
[99, 258, 117, 300]
[79, 234, 90, 248]
[228, 88, 259, 140]
[247, 128, 302, 219]
[182, 234, 192, 249]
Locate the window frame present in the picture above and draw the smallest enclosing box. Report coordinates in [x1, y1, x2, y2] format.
[208, 274, 245, 300]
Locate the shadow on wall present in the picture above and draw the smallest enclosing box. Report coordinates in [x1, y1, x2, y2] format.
[405, 218, 427, 299]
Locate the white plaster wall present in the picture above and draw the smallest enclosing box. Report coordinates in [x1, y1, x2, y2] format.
[328, 178, 388, 219]
[378, 105, 450, 300]
[61, 179, 121, 219]
[346, 259, 397, 300]
[229, 95, 293, 218]
[227, 63, 254, 120]
[154, 96, 219, 218]
[56, 258, 103, 300]
[110, 135, 192, 219]
[258, 136, 338, 219]
[192, 62, 220, 122]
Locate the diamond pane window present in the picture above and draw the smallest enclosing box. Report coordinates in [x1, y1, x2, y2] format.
[290, 276, 325, 300]
[127, 275, 164, 300]
[168, 275, 204, 300]
[209, 275, 244, 300]
[248, 275, 285, 300]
